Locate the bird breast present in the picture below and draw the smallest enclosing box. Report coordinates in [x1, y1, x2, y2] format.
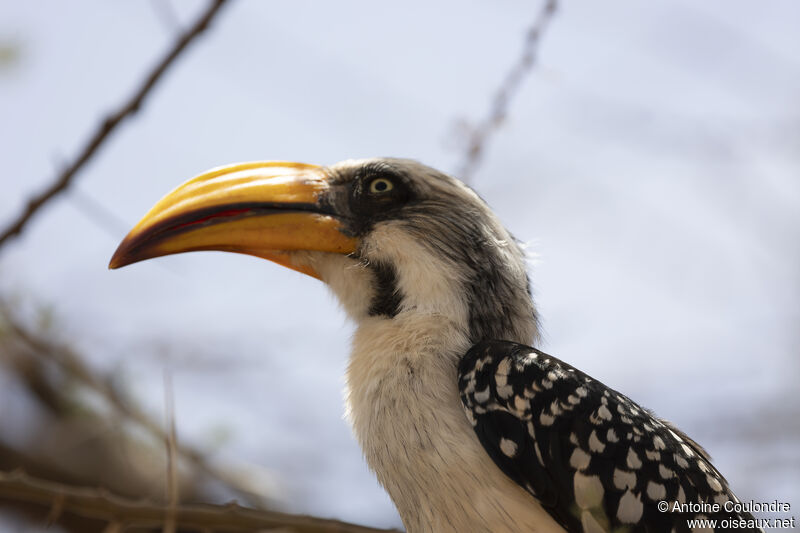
[345, 313, 563, 533]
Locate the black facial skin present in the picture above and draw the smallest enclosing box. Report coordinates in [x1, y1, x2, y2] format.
[344, 162, 416, 235]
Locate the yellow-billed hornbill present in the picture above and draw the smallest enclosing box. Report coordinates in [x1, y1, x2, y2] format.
[111, 159, 761, 533]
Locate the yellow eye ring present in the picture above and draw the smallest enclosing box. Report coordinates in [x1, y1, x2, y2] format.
[369, 177, 394, 194]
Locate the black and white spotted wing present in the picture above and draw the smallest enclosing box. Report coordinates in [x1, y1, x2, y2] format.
[458, 340, 761, 533]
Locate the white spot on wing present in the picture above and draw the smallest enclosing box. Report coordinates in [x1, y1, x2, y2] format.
[500, 438, 518, 457]
[706, 474, 723, 492]
[626, 448, 643, 469]
[570, 448, 591, 470]
[613, 468, 637, 490]
[617, 490, 643, 523]
[513, 395, 528, 413]
[574, 472, 604, 509]
[474, 386, 490, 404]
[496, 383, 514, 399]
[675, 453, 689, 469]
[647, 481, 666, 501]
[645, 449, 661, 461]
[495, 358, 513, 399]
[461, 372, 476, 394]
[589, 430, 605, 453]
[568, 394, 581, 405]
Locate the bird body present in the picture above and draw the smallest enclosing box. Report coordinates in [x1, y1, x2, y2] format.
[111, 158, 761, 532]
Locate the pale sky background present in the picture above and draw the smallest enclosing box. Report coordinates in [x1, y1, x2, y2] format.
[1, 0, 799, 530]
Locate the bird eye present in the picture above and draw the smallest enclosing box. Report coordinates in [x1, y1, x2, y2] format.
[369, 178, 394, 194]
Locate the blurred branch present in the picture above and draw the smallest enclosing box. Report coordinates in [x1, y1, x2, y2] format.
[164, 373, 178, 533]
[456, 0, 558, 183]
[0, 470, 400, 533]
[0, 302, 271, 508]
[69, 188, 132, 242]
[0, 0, 232, 251]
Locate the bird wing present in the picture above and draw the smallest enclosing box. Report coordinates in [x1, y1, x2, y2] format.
[458, 340, 761, 532]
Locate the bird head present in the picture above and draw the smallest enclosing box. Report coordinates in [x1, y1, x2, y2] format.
[110, 158, 538, 345]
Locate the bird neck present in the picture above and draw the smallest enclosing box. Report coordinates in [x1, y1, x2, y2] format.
[355, 225, 540, 346]
[344, 312, 467, 525]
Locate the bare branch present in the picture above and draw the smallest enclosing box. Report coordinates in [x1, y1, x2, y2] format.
[0, 302, 272, 508]
[0, 0, 232, 250]
[0, 470, 400, 533]
[456, 0, 558, 183]
[164, 372, 179, 533]
[68, 188, 132, 241]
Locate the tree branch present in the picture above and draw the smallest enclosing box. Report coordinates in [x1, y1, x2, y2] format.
[0, 470, 400, 533]
[457, 0, 558, 183]
[0, 302, 272, 508]
[0, 0, 232, 250]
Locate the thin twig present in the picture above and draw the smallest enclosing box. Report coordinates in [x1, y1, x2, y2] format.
[0, 470, 399, 533]
[164, 372, 178, 533]
[68, 188, 132, 241]
[456, 0, 558, 183]
[0, 304, 271, 508]
[0, 0, 232, 251]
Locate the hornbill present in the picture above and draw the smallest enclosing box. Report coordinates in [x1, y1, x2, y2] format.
[111, 158, 761, 533]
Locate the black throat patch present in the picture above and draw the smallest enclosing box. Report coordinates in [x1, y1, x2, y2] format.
[367, 261, 403, 318]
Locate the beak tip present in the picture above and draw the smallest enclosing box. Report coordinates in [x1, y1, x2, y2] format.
[109, 237, 135, 270]
[108, 253, 124, 270]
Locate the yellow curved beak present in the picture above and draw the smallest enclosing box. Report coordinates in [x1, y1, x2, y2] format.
[108, 161, 358, 279]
